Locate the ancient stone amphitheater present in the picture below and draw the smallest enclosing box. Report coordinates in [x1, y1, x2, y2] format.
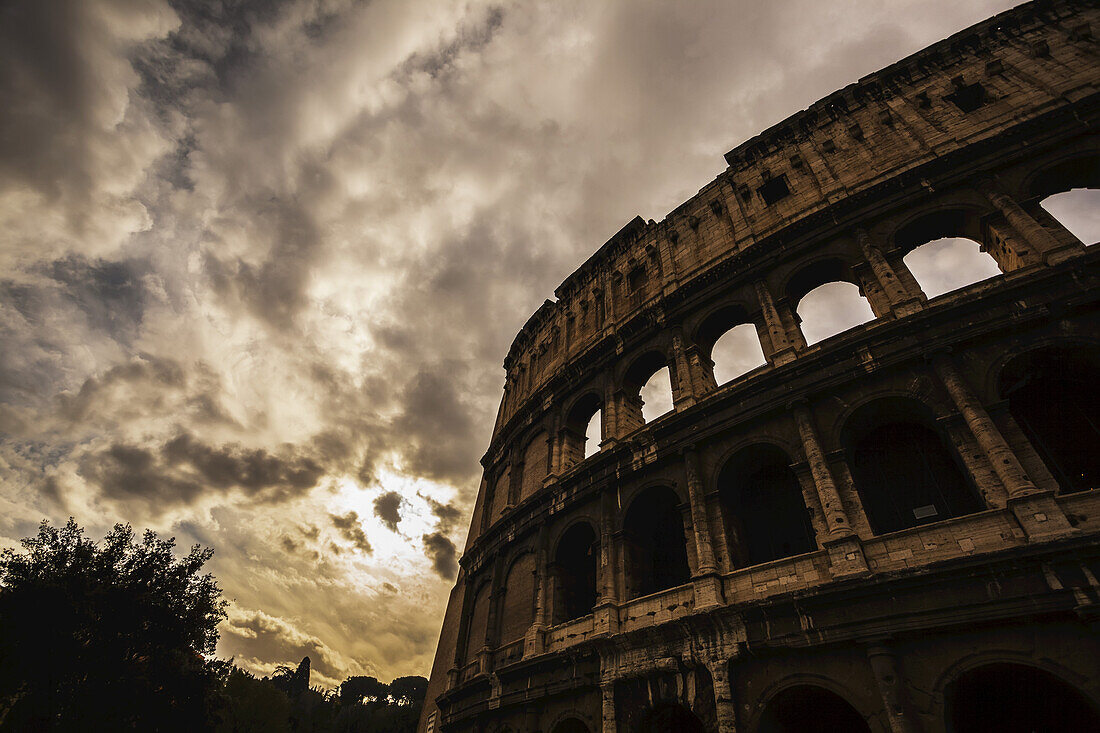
[419, 1, 1100, 731]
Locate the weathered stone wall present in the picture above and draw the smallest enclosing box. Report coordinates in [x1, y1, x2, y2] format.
[418, 2, 1100, 731]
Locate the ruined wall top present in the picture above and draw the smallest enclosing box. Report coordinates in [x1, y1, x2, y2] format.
[492, 0, 1095, 452]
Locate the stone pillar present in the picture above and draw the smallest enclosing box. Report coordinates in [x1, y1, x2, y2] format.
[930, 354, 1075, 541]
[930, 355, 1035, 499]
[671, 330, 714, 408]
[793, 402, 868, 576]
[594, 490, 620, 636]
[601, 681, 617, 733]
[856, 228, 925, 317]
[708, 659, 738, 733]
[684, 447, 723, 609]
[754, 280, 803, 365]
[792, 403, 854, 538]
[524, 527, 549, 658]
[979, 180, 1083, 265]
[791, 462, 830, 546]
[866, 644, 921, 733]
[610, 390, 644, 439]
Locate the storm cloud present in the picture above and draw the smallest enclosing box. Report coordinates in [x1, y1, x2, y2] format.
[0, 0, 1024, 686]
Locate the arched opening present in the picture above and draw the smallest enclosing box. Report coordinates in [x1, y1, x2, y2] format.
[633, 703, 706, 733]
[946, 663, 1100, 733]
[520, 431, 549, 502]
[624, 350, 674, 427]
[552, 523, 598, 624]
[758, 685, 870, 733]
[695, 305, 767, 385]
[551, 718, 591, 733]
[1040, 189, 1100, 246]
[622, 486, 691, 600]
[718, 444, 815, 567]
[640, 367, 674, 423]
[1000, 346, 1100, 494]
[563, 393, 602, 466]
[463, 582, 491, 663]
[490, 467, 511, 524]
[1030, 153, 1100, 246]
[788, 260, 874, 345]
[902, 237, 1002, 299]
[844, 398, 983, 535]
[499, 554, 536, 644]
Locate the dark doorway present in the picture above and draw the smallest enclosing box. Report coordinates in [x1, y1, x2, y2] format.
[1001, 346, 1100, 494]
[946, 663, 1100, 733]
[552, 523, 598, 623]
[718, 444, 816, 567]
[623, 487, 691, 599]
[551, 718, 591, 733]
[634, 703, 706, 733]
[844, 399, 982, 535]
[758, 685, 870, 733]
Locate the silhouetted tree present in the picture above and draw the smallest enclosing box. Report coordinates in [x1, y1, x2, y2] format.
[216, 666, 292, 733]
[0, 518, 228, 731]
[387, 677, 427, 707]
[339, 676, 389, 707]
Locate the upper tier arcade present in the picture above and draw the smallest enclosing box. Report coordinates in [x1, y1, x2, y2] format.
[489, 0, 1098, 468]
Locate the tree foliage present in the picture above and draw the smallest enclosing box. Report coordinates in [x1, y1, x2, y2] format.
[0, 518, 227, 731]
[0, 518, 428, 732]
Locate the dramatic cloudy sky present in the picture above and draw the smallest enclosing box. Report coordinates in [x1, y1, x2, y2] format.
[5, 0, 1079, 688]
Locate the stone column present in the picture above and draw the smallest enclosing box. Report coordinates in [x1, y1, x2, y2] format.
[791, 462, 830, 545]
[792, 403, 854, 538]
[754, 280, 803, 365]
[930, 355, 1035, 499]
[524, 526, 549, 658]
[708, 659, 738, 733]
[866, 644, 920, 733]
[601, 681, 616, 733]
[856, 228, 925, 317]
[930, 354, 1076, 540]
[594, 490, 620, 636]
[793, 402, 868, 576]
[684, 447, 723, 609]
[978, 180, 1083, 265]
[671, 330, 714, 408]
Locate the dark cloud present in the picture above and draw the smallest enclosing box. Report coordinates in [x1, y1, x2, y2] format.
[393, 366, 480, 483]
[427, 498, 463, 535]
[56, 355, 184, 423]
[41, 256, 150, 341]
[329, 510, 372, 554]
[77, 432, 326, 512]
[372, 491, 403, 532]
[422, 532, 457, 580]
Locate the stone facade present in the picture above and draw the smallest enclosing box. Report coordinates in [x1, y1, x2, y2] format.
[419, 1, 1100, 731]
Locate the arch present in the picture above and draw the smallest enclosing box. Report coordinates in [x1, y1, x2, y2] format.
[551, 522, 598, 624]
[632, 703, 706, 733]
[463, 581, 492, 662]
[499, 553, 536, 644]
[622, 485, 691, 599]
[945, 663, 1100, 733]
[842, 397, 983, 535]
[1031, 153, 1100, 247]
[718, 443, 815, 567]
[757, 685, 870, 733]
[784, 257, 862, 306]
[694, 304, 768, 384]
[783, 257, 876, 345]
[1025, 152, 1100, 200]
[892, 207, 987, 255]
[490, 466, 512, 524]
[550, 718, 591, 733]
[563, 392, 602, 465]
[999, 345, 1100, 494]
[519, 431, 549, 501]
[623, 349, 674, 425]
[902, 237, 1001, 299]
[1040, 189, 1100, 246]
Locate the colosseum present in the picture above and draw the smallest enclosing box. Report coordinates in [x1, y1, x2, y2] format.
[419, 1, 1100, 731]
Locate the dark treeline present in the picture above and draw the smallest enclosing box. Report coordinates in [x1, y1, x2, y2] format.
[0, 519, 425, 732]
[219, 657, 426, 733]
